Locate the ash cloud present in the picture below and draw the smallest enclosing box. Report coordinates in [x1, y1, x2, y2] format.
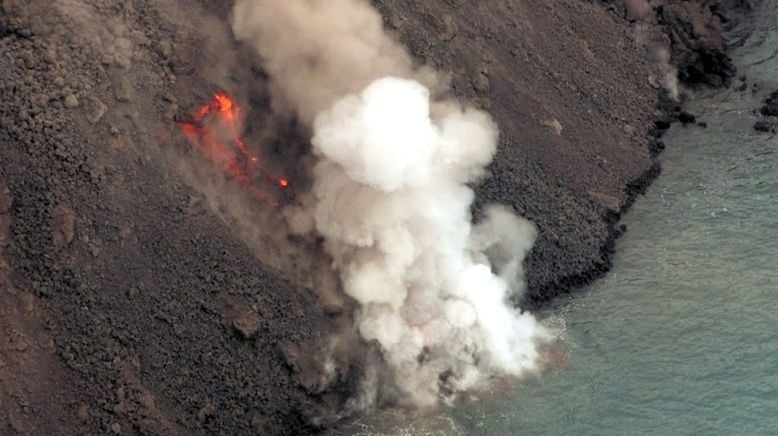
[231, 0, 548, 407]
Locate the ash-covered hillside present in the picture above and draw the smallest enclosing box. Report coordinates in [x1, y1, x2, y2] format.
[0, 0, 747, 434]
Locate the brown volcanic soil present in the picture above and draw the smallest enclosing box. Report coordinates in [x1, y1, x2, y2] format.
[373, 0, 659, 307]
[0, 0, 746, 434]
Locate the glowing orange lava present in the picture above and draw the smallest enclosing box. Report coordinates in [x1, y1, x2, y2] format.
[176, 92, 289, 202]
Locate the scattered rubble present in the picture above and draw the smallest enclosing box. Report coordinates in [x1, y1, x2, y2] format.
[753, 119, 777, 133]
[753, 90, 778, 133]
[0, 0, 757, 434]
[759, 89, 778, 116]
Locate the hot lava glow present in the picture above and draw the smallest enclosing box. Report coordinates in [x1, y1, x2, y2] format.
[176, 92, 289, 204]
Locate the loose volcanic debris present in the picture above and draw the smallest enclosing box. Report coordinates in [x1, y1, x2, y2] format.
[753, 90, 778, 133]
[1, 1, 347, 434]
[759, 89, 778, 116]
[0, 0, 755, 434]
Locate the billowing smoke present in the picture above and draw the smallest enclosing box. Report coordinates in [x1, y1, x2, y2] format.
[232, 0, 547, 406]
[231, 0, 438, 124]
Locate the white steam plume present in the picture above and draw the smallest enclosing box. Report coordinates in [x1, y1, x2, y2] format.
[232, 0, 548, 406]
[231, 0, 438, 124]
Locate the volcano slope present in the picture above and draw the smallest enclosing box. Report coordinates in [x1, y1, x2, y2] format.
[0, 0, 742, 434]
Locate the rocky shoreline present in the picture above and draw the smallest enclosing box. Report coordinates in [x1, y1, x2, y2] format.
[0, 0, 757, 434]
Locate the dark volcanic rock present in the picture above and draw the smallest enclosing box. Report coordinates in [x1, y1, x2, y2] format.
[753, 119, 777, 133]
[755, 89, 778, 133]
[657, 1, 737, 88]
[374, 0, 658, 308]
[0, 0, 757, 434]
[599, 1, 752, 88]
[678, 110, 698, 125]
[760, 90, 778, 116]
[0, 5, 8, 39]
[706, 0, 760, 28]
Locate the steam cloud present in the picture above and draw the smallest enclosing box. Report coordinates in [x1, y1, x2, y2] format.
[232, 0, 547, 406]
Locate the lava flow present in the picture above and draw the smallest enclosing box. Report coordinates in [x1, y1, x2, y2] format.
[176, 92, 289, 204]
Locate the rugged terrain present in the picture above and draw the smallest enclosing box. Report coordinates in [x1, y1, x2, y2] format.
[0, 0, 751, 434]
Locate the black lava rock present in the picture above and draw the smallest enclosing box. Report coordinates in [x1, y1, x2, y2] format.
[759, 90, 778, 117]
[753, 119, 776, 133]
[0, 4, 7, 38]
[678, 111, 697, 125]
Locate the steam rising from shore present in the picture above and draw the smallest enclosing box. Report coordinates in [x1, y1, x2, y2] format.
[232, 0, 547, 405]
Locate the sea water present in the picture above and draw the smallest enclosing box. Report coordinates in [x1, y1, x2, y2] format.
[336, 2, 778, 434]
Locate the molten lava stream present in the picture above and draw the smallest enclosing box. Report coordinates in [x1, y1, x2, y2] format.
[176, 92, 290, 206]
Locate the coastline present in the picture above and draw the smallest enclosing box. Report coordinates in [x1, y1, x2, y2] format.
[519, 0, 758, 307]
[0, 0, 756, 434]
